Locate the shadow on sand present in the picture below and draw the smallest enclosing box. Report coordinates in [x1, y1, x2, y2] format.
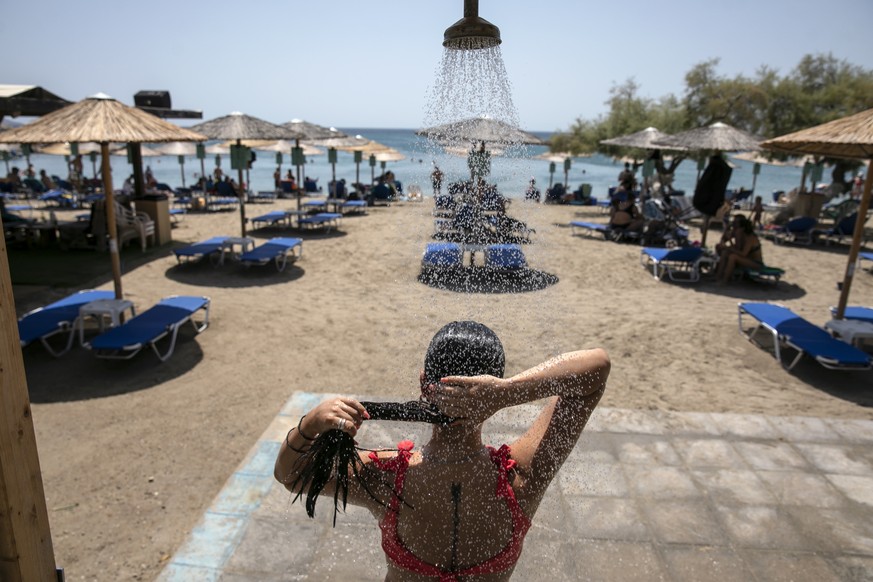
[24, 330, 205, 403]
[164, 259, 305, 289]
[418, 267, 559, 294]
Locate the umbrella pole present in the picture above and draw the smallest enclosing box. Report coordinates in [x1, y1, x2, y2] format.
[834, 158, 873, 319]
[237, 139, 247, 237]
[131, 144, 145, 199]
[356, 161, 360, 187]
[199, 154, 206, 190]
[101, 143, 124, 299]
[180, 159, 186, 188]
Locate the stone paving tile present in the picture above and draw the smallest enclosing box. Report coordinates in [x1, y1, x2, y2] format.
[646, 410, 722, 436]
[733, 441, 811, 472]
[829, 556, 873, 582]
[661, 545, 753, 582]
[624, 466, 702, 500]
[791, 506, 873, 556]
[569, 432, 619, 464]
[690, 469, 776, 506]
[709, 412, 781, 439]
[767, 415, 842, 443]
[586, 408, 665, 435]
[739, 550, 843, 582]
[222, 516, 318, 579]
[613, 435, 682, 466]
[756, 471, 847, 508]
[825, 474, 873, 506]
[565, 496, 650, 541]
[713, 505, 818, 551]
[825, 418, 873, 443]
[559, 461, 628, 497]
[640, 499, 726, 545]
[568, 539, 668, 582]
[795, 443, 873, 476]
[673, 438, 747, 469]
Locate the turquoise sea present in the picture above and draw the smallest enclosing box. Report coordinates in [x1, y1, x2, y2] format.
[18, 127, 804, 202]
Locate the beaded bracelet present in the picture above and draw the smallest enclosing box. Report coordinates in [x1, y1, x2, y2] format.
[297, 414, 317, 441]
[285, 428, 311, 453]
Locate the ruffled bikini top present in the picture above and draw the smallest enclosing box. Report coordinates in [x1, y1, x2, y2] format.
[369, 440, 531, 582]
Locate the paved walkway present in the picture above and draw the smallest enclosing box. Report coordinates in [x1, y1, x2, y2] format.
[158, 391, 873, 581]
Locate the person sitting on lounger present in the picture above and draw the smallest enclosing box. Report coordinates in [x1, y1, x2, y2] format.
[609, 191, 644, 234]
[715, 214, 764, 284]
[274, 321, 609, 582]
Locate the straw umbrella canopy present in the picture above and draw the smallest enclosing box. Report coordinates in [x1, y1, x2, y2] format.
[416, 116, 545, 146]
[0, 93, 206, 298]
[653, 122, 761, 152]
[282, 119, 348, 142]
[761, 107, 873, 319]
[189, 112, 302, 235]
[600, 127, 683, 150]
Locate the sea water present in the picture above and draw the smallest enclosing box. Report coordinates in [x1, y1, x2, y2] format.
[18, 130, 803, 202]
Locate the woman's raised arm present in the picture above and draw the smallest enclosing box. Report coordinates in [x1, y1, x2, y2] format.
[437, 348, 610, 508]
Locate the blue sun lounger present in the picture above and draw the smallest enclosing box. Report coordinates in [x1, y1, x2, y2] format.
[18, 289, 115, 356]
[341, 199, 367, 214]
[570, 221, 612, 239]
[298, 212, 342, 232]
[422, 242, 463, 269]
[640, 247, 706, 282]
[485, 244, 527, 269]
[250, 210, 292, 229]
[738, 302, 872, 371]
[173, 236, 232, 265]
[239, 237, 303, 272]
[86, 295, 210, 362]
[861, 252, 873, 269]
[829, 306, 873, 324]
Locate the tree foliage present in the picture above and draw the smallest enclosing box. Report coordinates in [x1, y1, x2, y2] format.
[551, 53, 873, 158]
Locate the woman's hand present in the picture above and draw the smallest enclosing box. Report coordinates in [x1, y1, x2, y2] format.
[302, 397, 370, 438]
[429, 375, 507, 426]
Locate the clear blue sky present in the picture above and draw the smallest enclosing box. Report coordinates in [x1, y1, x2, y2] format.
[3, 0, 872, 133]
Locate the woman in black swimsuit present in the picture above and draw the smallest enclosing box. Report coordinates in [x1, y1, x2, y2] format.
[716, 215, 764, 284]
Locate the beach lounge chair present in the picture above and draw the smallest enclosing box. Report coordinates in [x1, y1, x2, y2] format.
[860, 252, 873, 271]
[816, 213, 858, 246]
[173, 236, 232, 265]
[422, 242, 463, 269]
[485, 244, 527, 269]
[239, 237, 303, 272]
[250, 210, 292, 229]
[765, 216, 818, 245]
[247, 190, 277, 203]
[341, 200, 367, 215]
[298, 212, 342, 232]
[737, 302, 872, 371]
[302, 199, 327, 210]
[829, 306, 873, 324]
[639, 247, 706, 283]
[570, 220, 612, 239]
[86, 295, 210, 362]
[18, 289, 115, 356]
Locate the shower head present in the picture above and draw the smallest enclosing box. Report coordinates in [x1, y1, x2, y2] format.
[443, 0, 501, 50]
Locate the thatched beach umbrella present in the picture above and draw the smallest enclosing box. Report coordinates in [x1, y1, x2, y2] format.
[600, 127, 681, 150]
[654, 122, 762, 245]
[653, 122, 761, 153]
[189, 112, 302, 235]
[0, 93, 206, 298]
[761, 107, 873, 319]
[282, 119, 348, 142]
[331, 136, 392, 186]
[235, 140, 323, 188]
[417, 116, 545, 146]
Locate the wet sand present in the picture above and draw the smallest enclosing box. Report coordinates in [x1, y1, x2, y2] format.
[15, 197, 873, 580]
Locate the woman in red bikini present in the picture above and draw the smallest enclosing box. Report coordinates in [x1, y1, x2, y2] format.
[275, 321, 610, 581]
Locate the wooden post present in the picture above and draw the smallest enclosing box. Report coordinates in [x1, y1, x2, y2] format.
[237, 139, 247, 238]
[0, 216, 58, 582]
[101, 143, 124, 299]
[835, 158, 873, 319]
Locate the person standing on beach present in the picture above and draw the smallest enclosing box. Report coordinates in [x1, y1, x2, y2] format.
[431, 165, 444, 196]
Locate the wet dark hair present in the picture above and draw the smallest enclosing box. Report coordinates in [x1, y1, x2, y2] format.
[290, 321, 503, 526]
[424, 321, 505, 384]
[734, 214, 754, 235]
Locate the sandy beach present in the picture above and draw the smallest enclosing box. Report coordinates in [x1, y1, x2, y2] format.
[14, 197, 873, 581]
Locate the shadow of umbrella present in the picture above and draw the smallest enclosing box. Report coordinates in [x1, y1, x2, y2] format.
[0, 93, 206, 298]
[189, 112, 302, 236]
[761, 106, 873, 320]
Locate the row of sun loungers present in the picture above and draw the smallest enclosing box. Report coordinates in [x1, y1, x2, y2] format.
[18, 291, 210, 362]
[173, 236, 303, 272]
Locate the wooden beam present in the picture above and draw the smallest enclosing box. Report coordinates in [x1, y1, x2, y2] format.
[0, 216, 57, 581]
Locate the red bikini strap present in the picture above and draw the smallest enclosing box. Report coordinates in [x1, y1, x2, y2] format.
[368, 440, 414, 510]
[488, 445, 518, 501]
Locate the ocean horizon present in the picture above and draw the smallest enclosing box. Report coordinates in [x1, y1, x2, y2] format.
[13, 127, 804, 202]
